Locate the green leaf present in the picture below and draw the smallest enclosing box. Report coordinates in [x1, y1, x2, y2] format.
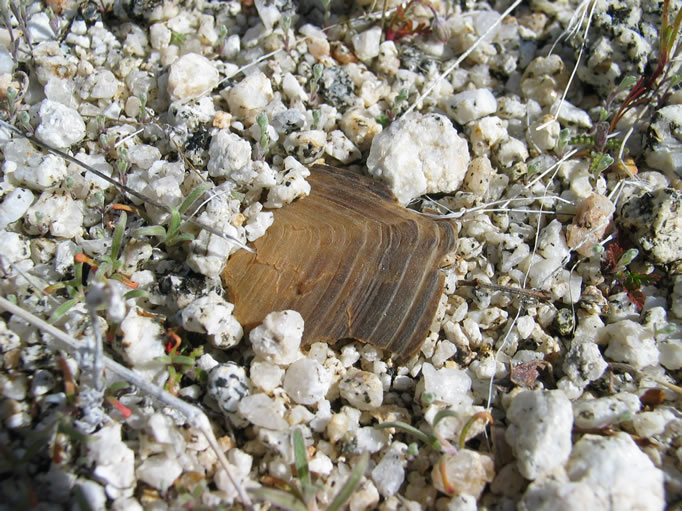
[617, 248, 639, 268]
[328, 452, 369, 511]
[123, 289, 148, 300]
[618, 75, 637, 91]
[57, 421, 89, 443]
[293, 429, 315, 503]
[248, 488, 308, 511]
[49, 297, 80, 323]
[375, 421, 433, 446]
[133, 225, 167, 238]
[376, 114, 390, 127]
[111, 211, 127, 261]
[166, 233, 195, 246]
[167, 208, 182, 238]
[169, 355, 196, 366]
[432, 409, 459, 429]
[107, 381, 131, 393]
[590, 151, 615, 174]
[179, 182, 212, 215]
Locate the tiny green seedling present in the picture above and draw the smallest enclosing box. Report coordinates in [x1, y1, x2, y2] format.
[250, 429, 369, 511]
[603, 243, 660, 310]
[44, 210, 146, 323]
[132, 182, 212, 246]
[375, 409, 460, 454]
[256, 111, 270, 159]
[309, 63, 324, 104]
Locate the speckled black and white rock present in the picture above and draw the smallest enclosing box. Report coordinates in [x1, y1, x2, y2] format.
[617, 188, 682, 264]
[207, 363, 250, 414]
[645, 104, 682, 178]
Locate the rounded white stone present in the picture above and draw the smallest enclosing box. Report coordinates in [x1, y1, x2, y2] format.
[443, 88, 498, 124]
[367, 112, 470, 205]
[249, 310, 303, 366]
[352, 26, 382, 62]
[573, 392, 640, 430]
[237, 393, 288, 430]
[207, 130, 252, 178]
[36, 100, 86, 148]
[283, 358, 331, 405]
[338, 369, 383, 410]
[0, 187, 34, 230]
[167, 53, 219, 101]
[432, 449, 495, 498]
[505, 389, 573, 480]
[566, 433, 664, 510]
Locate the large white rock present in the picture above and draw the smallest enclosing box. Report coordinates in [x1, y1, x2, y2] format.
[283, 358, 330, 405]
[249, 310, 303, 366]
[167, 53, 219, 101]
[566, 433, 664, 510]
[86, 423, 135, 498]
[599, 319, 659, 369]
[367, 112, 470, 205]
[207, 130, 252, 178]
[36, 100, 85, 148]
[505, 389, 573, 480]
[224, 71, 273, 119]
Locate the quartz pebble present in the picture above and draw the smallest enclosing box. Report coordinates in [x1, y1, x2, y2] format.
[238, 393, 288, 430]
[35, 100, 85, 148]
[658, 339, 682, 370]
[339, 369, 383, 411]
[167, 53, 219, 101]
[505, 389, 573, 480]
[432, 449, 495, 498]
[0, 187, 34, 230]
[249, 310, 303, 366]
[572, 392, 640, 430]
[283, 358, 331, 405]
[250, 360, 284, 392]
[224, 71, 273, 120]
[565, 433, 664, 510]
[352, 26, 382, 62]
[371, 442, 406, 498]
[418, 362, 472, 407]
[180, 291, 243, 349]
[442, 88, 497, 125]
[566, 193, 616, 257]
[599, 319, 659, 369]
[646, 105, 682, 178]
[117, 310, 166, 382]
[25, 191, 83, 239]
[562, 342, 607, 388]
[367, 112, 470, 205]
[207, 130, 252, 178]
[86, 423, 135, 498]
[617, 188, 682, 264]
[136, 453, 183, 493]
[207, 363, 249, 413]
